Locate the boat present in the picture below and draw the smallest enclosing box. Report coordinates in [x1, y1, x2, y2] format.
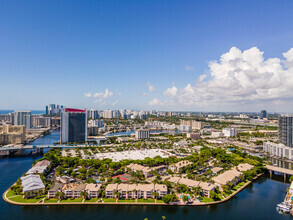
[276, 202, 291, 213]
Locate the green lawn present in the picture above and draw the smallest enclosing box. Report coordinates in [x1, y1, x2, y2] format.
[103, 198, 116, 203]
[60, 198, 83, 203]
[156, 199, 164, 203]
[8, 195, 45, 203]
[118, 199, 136, 203]
[137, 199, 155, 203]
[44, 199, 59, 203]
[6, 189, 16, 198]
[201, 197, 214, 203]
[85, 198, 98, 202]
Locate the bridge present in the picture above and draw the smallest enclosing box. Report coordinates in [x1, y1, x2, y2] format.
[0, 144, 90, 156]
[265, 165, 293, 181]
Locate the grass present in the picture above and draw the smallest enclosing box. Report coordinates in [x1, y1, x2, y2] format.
[6, 189, 16, 198]
[85, 198, 98, 202]
[156, 199, 164, 203]
[44, 199, 59, 203]
[60, 198, 83, 203]
[137, 199, 155, 203]
[8, 195, 45, 203]
[103, 198, 116, 203]
[117, 199, 136, 203]
[201, 197, 214, 203]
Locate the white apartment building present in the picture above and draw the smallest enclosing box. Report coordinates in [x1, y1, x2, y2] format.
[135, 129, 150, 139]
[222, 128, 237, 137]
[103, 110, 113, 118]
[14, 110, 31, 129]
[180, 120, 203, 130]
[88, 119, 104, 128]
[263, 142, 293, 160]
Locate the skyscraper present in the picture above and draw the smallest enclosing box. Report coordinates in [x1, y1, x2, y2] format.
[260, 110, 267, 119]
[61, 108, 87, 143]
[279, 115, 293, 147]
[14, 111, 31, 128]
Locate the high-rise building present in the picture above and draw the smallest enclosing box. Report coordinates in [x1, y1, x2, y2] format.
[260, 110, 267, 119]
[61, 108, 87, 143]
[135, 129, 150, 139]
[14, 111, 31, 128]
[87, 109, 99, 119]
[34, 116, 51, 128]
[279, 115, 293, 147]
[103, 109, 113, 119]
[47, 104, 65, 115]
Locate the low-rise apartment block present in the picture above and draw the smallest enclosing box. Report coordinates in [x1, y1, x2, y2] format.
[105, 183, 167, 199]
[126, 163, 167, 177]
[169, 160, 192, 173]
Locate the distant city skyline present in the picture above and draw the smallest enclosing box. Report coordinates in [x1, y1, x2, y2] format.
[1, 1, 293, 112]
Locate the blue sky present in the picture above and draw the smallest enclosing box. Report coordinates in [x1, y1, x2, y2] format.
[1, 0, 293, 112]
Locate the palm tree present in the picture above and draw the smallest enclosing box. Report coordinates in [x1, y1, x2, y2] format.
[132, 189, 137, 199]
[80, 191, 88, 200]
[55, 191, 64, 200]
[162, 216, 166, 220]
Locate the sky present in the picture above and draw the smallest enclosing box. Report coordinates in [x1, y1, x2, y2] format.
[1, 0, 293, 112]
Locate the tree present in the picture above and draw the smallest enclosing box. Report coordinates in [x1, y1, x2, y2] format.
[182, 195, 189, 203]
[162, 216, 166, 220]
[55, 191, 64, 200]
[80, 191, 88, 200]
[132, 189, 137, 199]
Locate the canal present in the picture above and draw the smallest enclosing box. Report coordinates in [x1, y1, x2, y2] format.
[0, 130, 291, 220]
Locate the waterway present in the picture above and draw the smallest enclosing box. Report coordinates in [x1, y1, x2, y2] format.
[0, 130, 291, 219]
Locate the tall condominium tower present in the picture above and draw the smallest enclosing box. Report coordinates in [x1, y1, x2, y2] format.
[279, 115, 293, 147]
[61, 108, 87, 143]
[260, 110, 267, 119]
[14, 110, 31, 129]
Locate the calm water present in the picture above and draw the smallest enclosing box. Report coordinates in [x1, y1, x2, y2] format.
[0, 130, 291, 220]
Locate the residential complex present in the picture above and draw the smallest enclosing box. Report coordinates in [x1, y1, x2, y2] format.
[180, 120, 204, 130]
[0, 125, 26, 145]
[105, 184, 167, 199]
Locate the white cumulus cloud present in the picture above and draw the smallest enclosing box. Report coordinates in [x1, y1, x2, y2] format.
[161, 47, 293, 108]
[93, 88, 113, 99]
[146, 82, 156, 92]
[84, 92, 92, 98]
[149, 98, 162, 106]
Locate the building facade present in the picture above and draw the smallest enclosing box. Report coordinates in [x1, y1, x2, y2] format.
[14, 110, 31, 128]
[0, 125, 26, 145]
[279, 115, 293, 147]
[135, 129, 150, 139]
[61, 108, 87, 143]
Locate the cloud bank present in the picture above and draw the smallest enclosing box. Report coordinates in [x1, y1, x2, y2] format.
[150, 47, 293, 109]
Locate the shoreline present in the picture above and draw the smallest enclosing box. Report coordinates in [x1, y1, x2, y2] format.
[2, 173, 263, 207]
